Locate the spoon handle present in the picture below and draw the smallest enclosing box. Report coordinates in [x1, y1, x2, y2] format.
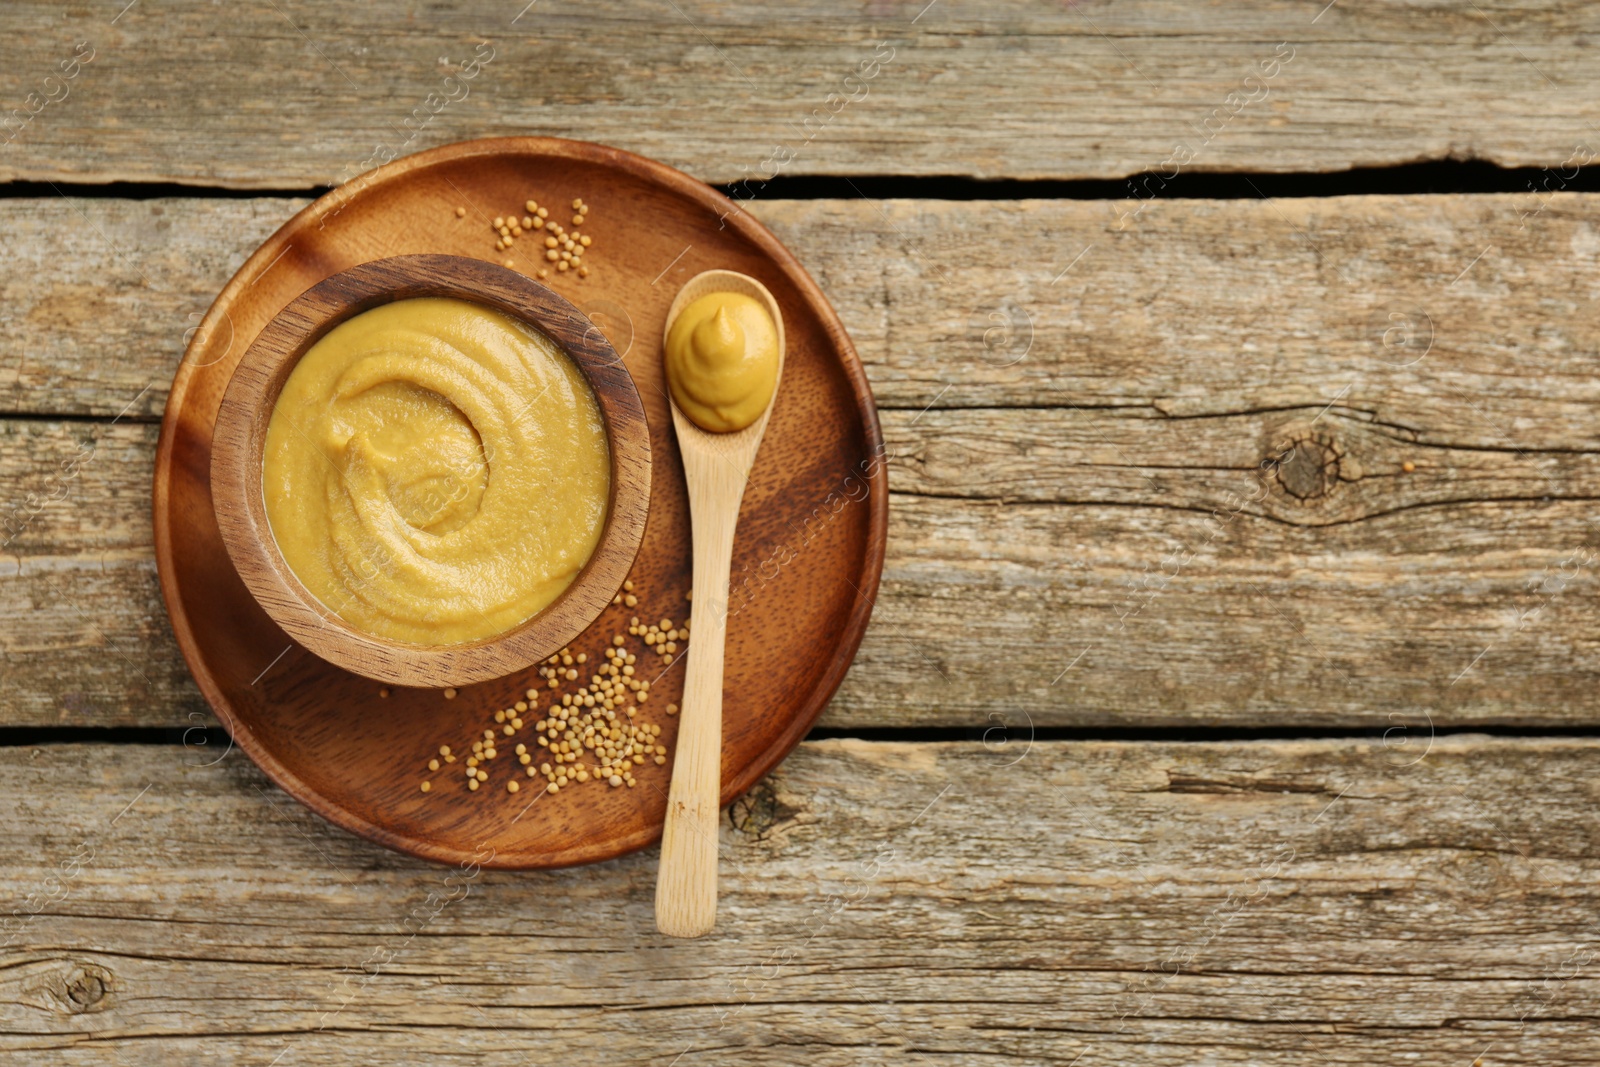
[655, 453, 745, 937]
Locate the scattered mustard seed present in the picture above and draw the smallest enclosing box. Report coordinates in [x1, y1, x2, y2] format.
[420, 573, 678, 801]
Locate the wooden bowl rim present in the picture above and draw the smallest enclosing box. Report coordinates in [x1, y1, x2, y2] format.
[208, 253, 653, 687]
[154, 136, 889, 869]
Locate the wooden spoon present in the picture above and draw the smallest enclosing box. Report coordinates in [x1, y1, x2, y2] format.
[655, 269, 786, 938]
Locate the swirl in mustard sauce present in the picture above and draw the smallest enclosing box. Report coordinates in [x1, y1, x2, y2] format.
[262, 297, 610, 645]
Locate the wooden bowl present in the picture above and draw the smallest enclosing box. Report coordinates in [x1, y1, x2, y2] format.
[209, 254, 652, 688]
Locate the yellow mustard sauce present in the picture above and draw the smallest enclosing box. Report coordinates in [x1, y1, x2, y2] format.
[262, 297, 610, 645]
[663, 291, 778, 433]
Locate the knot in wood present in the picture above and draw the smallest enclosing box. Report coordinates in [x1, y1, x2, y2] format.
[729, 777, 804, 840]
[1274, 436, 1342, 500]
[45, 962, 112, 1014]
[66, 970, 106, 1010]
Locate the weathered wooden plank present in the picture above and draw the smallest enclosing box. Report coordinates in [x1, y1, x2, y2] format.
[1, 2, 1595, 185]
[7, 411, 1600, 729]
[2, 737, 1597, 1063]
[0, 197, 295, 419]
[7, 193, 1600, 451]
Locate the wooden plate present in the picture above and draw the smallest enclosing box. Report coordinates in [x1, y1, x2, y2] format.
[153, 137, 887, 869]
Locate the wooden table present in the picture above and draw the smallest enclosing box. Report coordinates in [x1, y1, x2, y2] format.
[5, 3, 1600, 1062]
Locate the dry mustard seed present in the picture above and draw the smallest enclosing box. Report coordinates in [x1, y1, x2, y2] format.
[468, 779, 479, 791]
[493, 216, 504, 228]
[428, 758, 440, 772]
[456, 206, 466, 218]
[379, 687, 390, 698]
[507, 780, 520, 794]
[444, 688, 457, 699]
[421, 780, 432, 792]
[624, 580, 634, 592]
[525, 199, 537, 213]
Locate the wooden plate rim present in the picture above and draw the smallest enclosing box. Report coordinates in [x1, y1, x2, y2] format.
[152, 136, 889, 869]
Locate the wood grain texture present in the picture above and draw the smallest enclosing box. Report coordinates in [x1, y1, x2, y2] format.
[16, 414, 1600, 731]
[4, 737, 1599, 1064]
[8, 193, 1600, 729]
[9, 192, 1600, 437]
[1, 2, 1596, 185]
